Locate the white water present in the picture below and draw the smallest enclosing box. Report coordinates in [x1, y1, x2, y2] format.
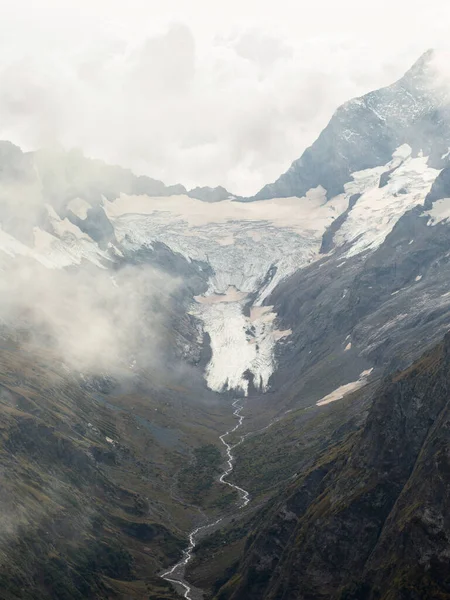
[218, 400, 251, 507]
[161, 399, 250, 600]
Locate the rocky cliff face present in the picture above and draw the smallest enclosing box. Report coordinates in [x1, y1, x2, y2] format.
[212, 333, 450, 600]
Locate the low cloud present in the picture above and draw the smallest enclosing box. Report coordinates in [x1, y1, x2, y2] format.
[0, 1, 443, 195]
[0, 257, 179, 376]
[0, 143, 181, 379]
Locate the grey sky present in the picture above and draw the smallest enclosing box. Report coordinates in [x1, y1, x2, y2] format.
[0, 0, 448, 194]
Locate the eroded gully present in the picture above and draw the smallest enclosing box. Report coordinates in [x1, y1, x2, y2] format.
[161, 399, 250, 600]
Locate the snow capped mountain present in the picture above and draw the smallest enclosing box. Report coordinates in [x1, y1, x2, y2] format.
[1, 51, 450, 398]
[253, 49, 450, 201]
[332, 144, 440, 257]
[98, 136, 439, 394]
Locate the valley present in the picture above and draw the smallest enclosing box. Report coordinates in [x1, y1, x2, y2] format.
[161, 399, 249, 600]
[3, 48, 450, 600]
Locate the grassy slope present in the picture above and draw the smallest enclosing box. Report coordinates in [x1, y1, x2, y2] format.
[0, 337, 235, 600]
[185, 386, 372, 594]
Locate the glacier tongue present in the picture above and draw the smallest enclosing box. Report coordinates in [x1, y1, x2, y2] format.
[190, 293, 291, 394]
[104, 192, 343, 394]
[192, 299, 262, 394]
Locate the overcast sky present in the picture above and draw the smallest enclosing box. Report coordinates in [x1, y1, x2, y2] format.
[0, 1, 448, 195]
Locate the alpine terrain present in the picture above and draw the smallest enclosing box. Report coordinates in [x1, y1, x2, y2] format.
[2, 49, 450, 600]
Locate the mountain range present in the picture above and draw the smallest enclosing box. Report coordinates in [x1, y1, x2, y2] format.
[2, 49, 450, 600]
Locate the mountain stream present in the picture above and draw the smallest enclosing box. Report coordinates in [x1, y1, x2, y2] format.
[161, 399, 250, 599]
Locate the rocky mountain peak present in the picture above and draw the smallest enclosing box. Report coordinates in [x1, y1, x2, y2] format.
[252, 49, 450, 202]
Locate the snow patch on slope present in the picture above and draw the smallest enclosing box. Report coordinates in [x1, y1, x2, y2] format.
[0, 205, 108, 270]
[334, 145, 440, 257]
[316, 368, 373, 406]
[425, 197, 450, 225]
[67, 197, 92, 220]
[34, 205, 110, 268]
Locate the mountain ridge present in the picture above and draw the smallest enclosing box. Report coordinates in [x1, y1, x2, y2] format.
[251, 48, 450, 202]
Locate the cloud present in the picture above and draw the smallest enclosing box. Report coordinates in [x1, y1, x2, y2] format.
[0, 1, 448, 195]
[230, 30, 293, 71]
[0, 142, 183, 380]
[129, 24, 196, 96]
[0, 257, 179, 375]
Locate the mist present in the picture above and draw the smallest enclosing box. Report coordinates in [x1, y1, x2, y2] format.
[0, 257, 179, 375]
[0, 146, 181, 378]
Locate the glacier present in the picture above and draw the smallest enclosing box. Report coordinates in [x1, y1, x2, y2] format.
[103, 190, 346, 394]
[0, 145, 442, 395]
[101, 144, 441, 394]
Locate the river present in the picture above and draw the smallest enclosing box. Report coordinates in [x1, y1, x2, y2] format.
[161, 399, 250, 599]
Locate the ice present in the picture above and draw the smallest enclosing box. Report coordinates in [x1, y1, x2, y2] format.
[425, 197, 450, 225]
[334, 146, 440, 258]
[105, 191, 342, 393]
[102, 145, 442, 394]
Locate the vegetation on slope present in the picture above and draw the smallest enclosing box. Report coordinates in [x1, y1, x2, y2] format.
[206, 334, 450, 600]
[0, 336, 233, 600]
